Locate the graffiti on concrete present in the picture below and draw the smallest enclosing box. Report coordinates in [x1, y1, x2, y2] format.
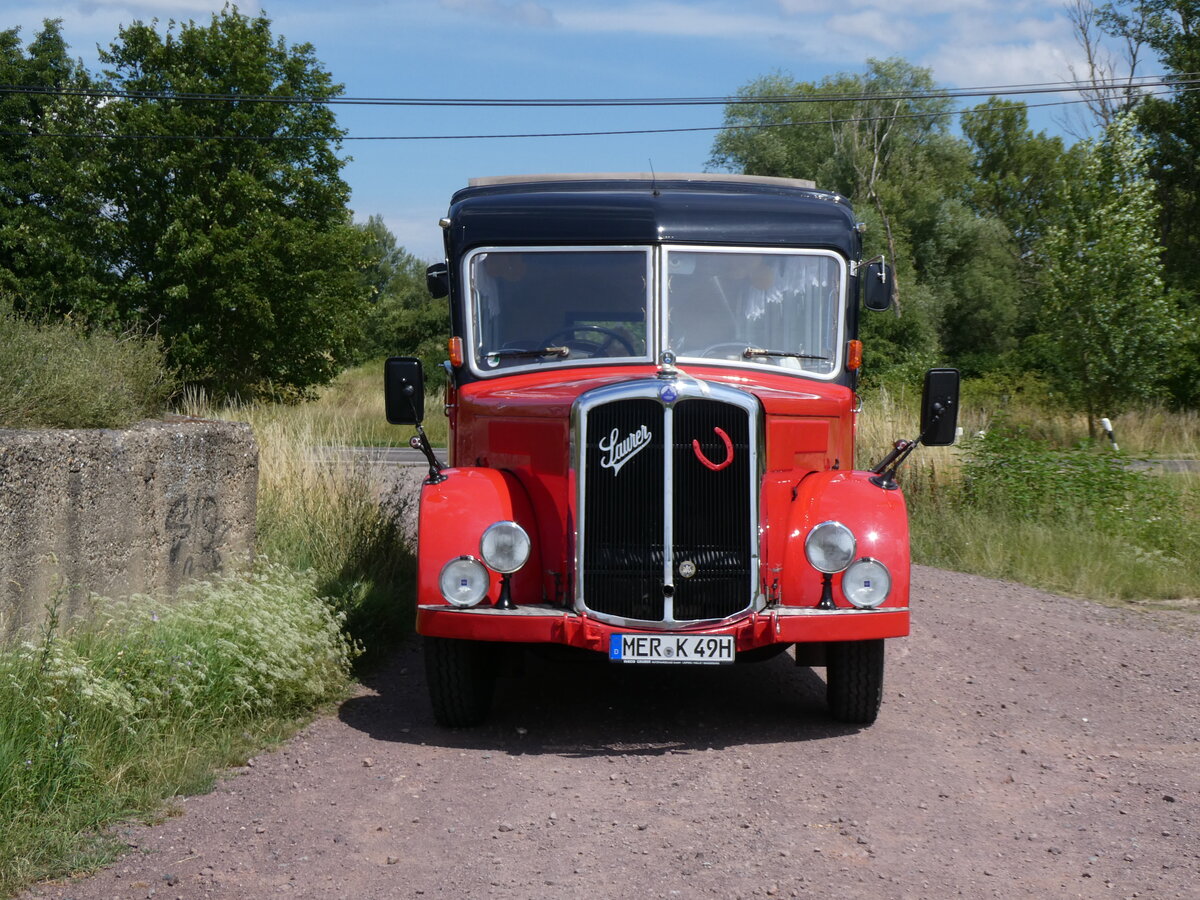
[166, 494, 229, 577]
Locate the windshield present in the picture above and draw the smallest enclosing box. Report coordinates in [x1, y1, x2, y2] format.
[468, 248, 651, 372]
[465, 245, 844, 378]
[664, 249, 842, 375]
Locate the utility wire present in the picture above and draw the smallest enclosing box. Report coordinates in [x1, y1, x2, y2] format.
[0, 87, 1192, 144]
[0, 74, 1195, 107]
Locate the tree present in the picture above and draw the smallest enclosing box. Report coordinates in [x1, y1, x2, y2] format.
[710, 59, 1039, 380]
[1037, 114, 1177, 433]
[96, 8, 372, 398]
[0, 21, 111, 320]
[355, 215, 449, 382]
[711, 59, 956, 314]
[961, 99, 1072, 259]
[1092, 1, 1200, 404]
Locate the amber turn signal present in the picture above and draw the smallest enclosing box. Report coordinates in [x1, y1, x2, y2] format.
[448, 336, 464, 368]
[846, 339, 863, 371]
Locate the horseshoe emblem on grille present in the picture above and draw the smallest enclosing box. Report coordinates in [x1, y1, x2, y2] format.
[692, 427, 734, 472]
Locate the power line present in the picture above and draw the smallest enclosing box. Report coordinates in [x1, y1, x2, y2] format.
[0, 87, 1191, 144]
[0, 74, 1196, 108]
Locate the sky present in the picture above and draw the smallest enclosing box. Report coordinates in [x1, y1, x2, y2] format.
[6, 0, 1127, 260]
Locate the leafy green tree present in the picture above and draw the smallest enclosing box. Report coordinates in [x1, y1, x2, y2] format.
[0, 21, 111, 320]
[355, 215, 448, 383]
[1096, 1, 1200, 405]
[710, 59, 1032, 380]
[97, 8, 372, 399]
[1037, 114, 1177, 433]
[961, 99, 1072, 259]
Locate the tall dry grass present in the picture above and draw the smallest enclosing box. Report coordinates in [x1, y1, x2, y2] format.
[178, 376, 416, 666]
[857, 385, 1200, 607]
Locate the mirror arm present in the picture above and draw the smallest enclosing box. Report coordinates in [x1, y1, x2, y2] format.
[402, 385, 447, 485]
[869, 403, 947, 490]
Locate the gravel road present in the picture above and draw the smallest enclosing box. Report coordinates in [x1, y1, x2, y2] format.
[23, 566, 1198, 900]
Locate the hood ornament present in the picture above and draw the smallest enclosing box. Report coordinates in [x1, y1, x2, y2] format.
[656, 350, 678, 379]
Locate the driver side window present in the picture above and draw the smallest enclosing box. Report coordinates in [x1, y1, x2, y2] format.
[469, 248, 651, 372]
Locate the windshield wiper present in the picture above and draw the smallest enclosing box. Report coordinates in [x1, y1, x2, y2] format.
[483, 346, 570, 361]
[742, 347, 830, 362]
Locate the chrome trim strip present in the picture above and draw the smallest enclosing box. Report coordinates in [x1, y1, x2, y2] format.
[571, 376, 762, 630]
[773, 606, 910, 617]
[662, 400, 675, 622]
[419, 604, 574, 617]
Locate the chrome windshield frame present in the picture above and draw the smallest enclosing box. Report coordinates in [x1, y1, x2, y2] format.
[658, 245, 848, 381]
[461, 243, 849, 382]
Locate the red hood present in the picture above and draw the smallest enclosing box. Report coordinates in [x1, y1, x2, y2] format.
[458, 363, 854, 418]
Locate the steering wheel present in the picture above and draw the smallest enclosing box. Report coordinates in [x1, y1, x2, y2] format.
[540, 325, 636, 359]
[697, 341, 749, 360]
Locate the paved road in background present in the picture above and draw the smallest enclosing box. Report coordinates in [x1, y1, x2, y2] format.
[326, 447, 1200, 473]
[318, 446, 448, 466]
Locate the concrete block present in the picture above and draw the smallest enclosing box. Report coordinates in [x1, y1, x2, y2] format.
[0, 418, 257, 638]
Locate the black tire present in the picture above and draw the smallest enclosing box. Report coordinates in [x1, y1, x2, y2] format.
[424, 636, 495, 727]
[826, 639, 884, 725]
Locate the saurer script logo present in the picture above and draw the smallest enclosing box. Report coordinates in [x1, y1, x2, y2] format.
[599, 425, 652, 476]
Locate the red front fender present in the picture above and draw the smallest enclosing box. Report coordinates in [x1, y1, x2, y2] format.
[779, 470, 910, 611]
[417, 467, 542, 610]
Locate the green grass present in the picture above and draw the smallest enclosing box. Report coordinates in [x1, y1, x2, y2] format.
[0, 303, 174, 429]
[898, 428, 1200, 608]
[857, 380, 1200, 610]
[179, 374, 419, 668]
[0, 566, 355, 895]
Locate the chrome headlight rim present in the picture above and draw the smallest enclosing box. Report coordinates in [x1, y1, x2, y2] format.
[479, 520, 532, 574]
[438, 555, 490, 608]
[804, 520, 857, 574]
[842, 556, 891, 609]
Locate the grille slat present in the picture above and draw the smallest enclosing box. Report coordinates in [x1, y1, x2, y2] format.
[581, 391, 754, 624]
[672, 399, 752, 620]
[582, 399, 665, 621]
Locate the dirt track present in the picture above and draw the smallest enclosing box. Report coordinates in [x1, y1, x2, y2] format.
[23, 566, 1199, 899]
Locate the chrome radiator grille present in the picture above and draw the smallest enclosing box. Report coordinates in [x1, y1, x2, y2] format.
[575, 381, 759, 626]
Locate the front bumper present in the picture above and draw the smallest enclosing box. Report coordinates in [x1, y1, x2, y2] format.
[416, 604, 909, 653]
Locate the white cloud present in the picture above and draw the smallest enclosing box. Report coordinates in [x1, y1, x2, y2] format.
[929, 40, 1080, 89]
[779, 0, 990, 15]
[439, 0, 558, 28]
[825, 10, 918, 51]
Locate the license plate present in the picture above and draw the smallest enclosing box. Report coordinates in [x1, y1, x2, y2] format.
[609, 633, 735, 665]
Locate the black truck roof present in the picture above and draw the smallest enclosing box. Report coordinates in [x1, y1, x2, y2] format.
[443, 174, 860, 258]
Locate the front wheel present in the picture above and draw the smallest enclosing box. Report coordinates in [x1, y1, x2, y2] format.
[425, 636, 495, 727]
[825, 639, 884, 725]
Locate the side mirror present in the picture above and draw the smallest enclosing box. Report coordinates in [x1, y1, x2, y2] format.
[426, 262, 449, 299]
[385, 357, 426, 425]
[862, 260, 893, 312]
[920, 368, 960, 446]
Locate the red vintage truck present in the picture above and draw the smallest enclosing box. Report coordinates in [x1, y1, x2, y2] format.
[386, 173, 958, 727]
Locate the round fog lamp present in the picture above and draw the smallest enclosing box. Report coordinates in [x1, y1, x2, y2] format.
[439, 556, 490, 608]
[843, 558, 891, 609]
[479, 521, 532, 574]
[805, 520, 857, 573]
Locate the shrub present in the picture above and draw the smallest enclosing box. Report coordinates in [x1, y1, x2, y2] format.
[0, 303, 175, 429]
[960, 424, 1180, 551]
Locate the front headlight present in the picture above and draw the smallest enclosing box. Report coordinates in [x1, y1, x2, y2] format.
[439, 556, 490, 608]
[805, 520, 856, 573]
[842, 558, 891, 609]
[479, 521, 531, 574]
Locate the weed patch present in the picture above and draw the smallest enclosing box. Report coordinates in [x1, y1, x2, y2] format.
[0, 566, 354, 893]
[0, 303, 174, 429]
